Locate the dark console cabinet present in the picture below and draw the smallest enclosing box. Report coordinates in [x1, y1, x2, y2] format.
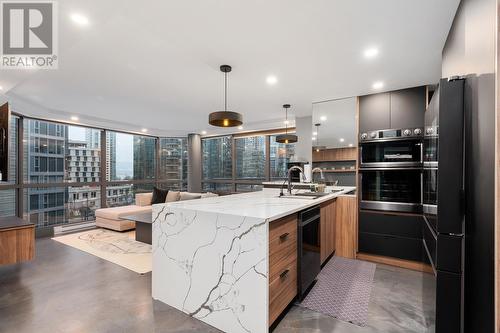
[359, 86, 426, 133]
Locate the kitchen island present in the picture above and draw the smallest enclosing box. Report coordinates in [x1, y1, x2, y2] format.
[152, 187, 355, 333]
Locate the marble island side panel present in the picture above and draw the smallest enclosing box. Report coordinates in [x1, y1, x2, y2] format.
[152, 204, 269, 333]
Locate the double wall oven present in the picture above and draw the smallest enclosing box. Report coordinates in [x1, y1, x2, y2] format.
[359, 128, 424, 213]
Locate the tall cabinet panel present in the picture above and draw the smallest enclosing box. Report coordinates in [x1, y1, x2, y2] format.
[390, 87, 426, 129]
[359, 93, 390, 133]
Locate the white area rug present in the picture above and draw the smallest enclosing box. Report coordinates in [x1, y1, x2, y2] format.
[53, 228, 152, 274]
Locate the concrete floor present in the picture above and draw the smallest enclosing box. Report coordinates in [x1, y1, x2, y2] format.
[0, 237, 433, 333]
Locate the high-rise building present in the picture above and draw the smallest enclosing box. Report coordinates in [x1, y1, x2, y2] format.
[159, 138, 187, 190]
[202, 136, 232, 179]
[65, 139, 101, 221]
[106, 132, 116, 180]
[133, 136, 155, 180]
[0, 116, 17, 217]
[24, 120, 67, 227]
[235, 136, 265, 179]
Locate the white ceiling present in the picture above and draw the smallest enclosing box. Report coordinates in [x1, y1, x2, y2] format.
[0, 0, 460, 137]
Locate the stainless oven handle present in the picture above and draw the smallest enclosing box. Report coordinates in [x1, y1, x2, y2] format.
[359, 167, 423, 171]
[359, 145, 363, 165]
[419, 142, 424, 164]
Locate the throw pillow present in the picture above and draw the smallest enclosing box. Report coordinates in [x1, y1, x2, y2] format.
[166, 191, 181, 202]
[180, 192, 202, 201]
[151, 187, 169, 205]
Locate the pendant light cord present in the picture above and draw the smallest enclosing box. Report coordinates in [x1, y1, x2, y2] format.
[224, 71, 227, 112]
[285, 107, 288, 134]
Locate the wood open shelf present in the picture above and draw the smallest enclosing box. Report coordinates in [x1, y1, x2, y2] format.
[322, 169, 357, 173]
[312, 147, 358, 162]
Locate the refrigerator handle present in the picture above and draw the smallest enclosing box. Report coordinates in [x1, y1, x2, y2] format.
[420, 172, 424, 205]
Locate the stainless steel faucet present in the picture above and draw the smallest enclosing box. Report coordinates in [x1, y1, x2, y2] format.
[311, 167, 324, 181]
[280, 166, 306, 196]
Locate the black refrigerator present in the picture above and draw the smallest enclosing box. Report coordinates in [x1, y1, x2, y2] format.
[422, 77, 465, 333]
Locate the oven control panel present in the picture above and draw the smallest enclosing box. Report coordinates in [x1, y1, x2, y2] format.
[360, 128, 424, 142]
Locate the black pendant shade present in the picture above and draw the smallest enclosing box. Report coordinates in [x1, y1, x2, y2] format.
[276, 104, 298, 144]
[209, 65, 243, 127]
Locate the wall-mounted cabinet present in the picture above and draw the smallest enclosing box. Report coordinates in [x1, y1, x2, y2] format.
[359, 86, 426, 133]
[312, 147, 357, 162]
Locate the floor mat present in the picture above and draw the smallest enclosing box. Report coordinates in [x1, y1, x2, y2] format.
[299, 256, 376, 326]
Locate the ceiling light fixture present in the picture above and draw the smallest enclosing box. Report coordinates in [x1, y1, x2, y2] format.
[364, 47, 379, 58]
[372, 81, 384, 89]
[349, 143, 354, 147]
[201, 130, 207, 135]
[312, 137, 316, 141]
[313, 131, 318, 136]
[320, 116, 327, 121]
[266, 75, 278, 85]
[276, 104, 298, 144]
[209, 65, 243, 127]
[141, 128, 148, 133]
[339, 138, 345, 142]
[0, 86, 3, 91]
[238, 126, 243, 130]
[71, 13, 89, 26]
[313, 123, 326, 152]
[70, 116, 79, 121]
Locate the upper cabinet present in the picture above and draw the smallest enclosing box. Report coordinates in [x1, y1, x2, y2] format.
[359, 86, 426, 133]
[359, 93, 391, 133]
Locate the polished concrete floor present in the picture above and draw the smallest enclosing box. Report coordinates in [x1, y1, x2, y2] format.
[0, 237, 433, 333]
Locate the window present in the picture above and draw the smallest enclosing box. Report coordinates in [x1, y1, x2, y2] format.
[106, 183, 154, 207]
[236, 184, 263, 192]
[106, 132, 156, 181]
[158, 138, 188, 189]
[270, 135, 296, 179]
[202, 183, 233, 193]
[0, 190, 16, 217]
[235, 136, 266, 179]
[202, 136, 232, 180]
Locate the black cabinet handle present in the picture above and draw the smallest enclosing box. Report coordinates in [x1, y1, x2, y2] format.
[279, 233, 289, 241]
[280, 269, 290, 279]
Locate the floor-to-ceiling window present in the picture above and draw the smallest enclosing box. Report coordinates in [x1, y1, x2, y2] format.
[202, 131, 296, 192]
[0, 115, 188, 231]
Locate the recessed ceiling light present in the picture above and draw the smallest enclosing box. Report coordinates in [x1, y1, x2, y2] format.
[312, 137, 316, 141]
[266, 75, 278, 85]
[349, 143, 354, 147]
[372, 81, 384, 89]
[339, 138, 345, 142]
[0, 86, 3, 91]
[313, 131, 318, 136]
[238, 126, 243, 130]
[71, 13, 89, 26]
[364, 47, 379, 59]
[70, 116, 79, 121]
[141, 128, 148, 133]
[201, 130, 207, 135]
[284, 120, 290, 125]
[320, 116, 327, 121]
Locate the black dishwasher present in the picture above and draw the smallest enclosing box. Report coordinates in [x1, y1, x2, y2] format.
[297, 205, 321, 300]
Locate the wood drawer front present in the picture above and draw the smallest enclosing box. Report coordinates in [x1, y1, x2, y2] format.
[269, 215, 297, 280]
[269, 259, 297, 325]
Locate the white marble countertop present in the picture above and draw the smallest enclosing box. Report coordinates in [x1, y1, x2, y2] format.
[161, 186, 356, 222]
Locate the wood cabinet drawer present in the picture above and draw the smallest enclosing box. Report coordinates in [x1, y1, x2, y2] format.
[269, 258, 297, 325]
[269, 214, 298, 326]
[269, 215, 297, 280]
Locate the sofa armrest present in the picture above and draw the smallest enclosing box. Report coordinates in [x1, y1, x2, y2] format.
[136, 193, 153, 206]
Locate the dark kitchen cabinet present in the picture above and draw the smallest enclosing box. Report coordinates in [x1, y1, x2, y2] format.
[390, 87, 426, 129]
[359, 93, 390, 133]
[359, 86, 426, 133]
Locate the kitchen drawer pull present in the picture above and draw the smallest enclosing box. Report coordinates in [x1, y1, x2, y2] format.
[279, 233, 289, 241]
[280, 269, 290, 279]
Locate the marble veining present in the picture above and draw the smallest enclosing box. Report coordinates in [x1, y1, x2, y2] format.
[152, 205, 268, 333]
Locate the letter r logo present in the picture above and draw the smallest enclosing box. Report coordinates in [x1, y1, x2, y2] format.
[2, 2, 53, 54]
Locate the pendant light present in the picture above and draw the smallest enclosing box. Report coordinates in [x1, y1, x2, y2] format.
[313, 123, 326, 152]
[276, 104, 298, 144]
[209, 65, 243, 127]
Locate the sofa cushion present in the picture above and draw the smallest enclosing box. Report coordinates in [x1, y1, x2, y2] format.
[95, 205, 152, 220]
[136, 193, 153, 207]
[152, 187, 169, 204]
[166, 191, 181, 202]
[179, 192, 202, 201]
